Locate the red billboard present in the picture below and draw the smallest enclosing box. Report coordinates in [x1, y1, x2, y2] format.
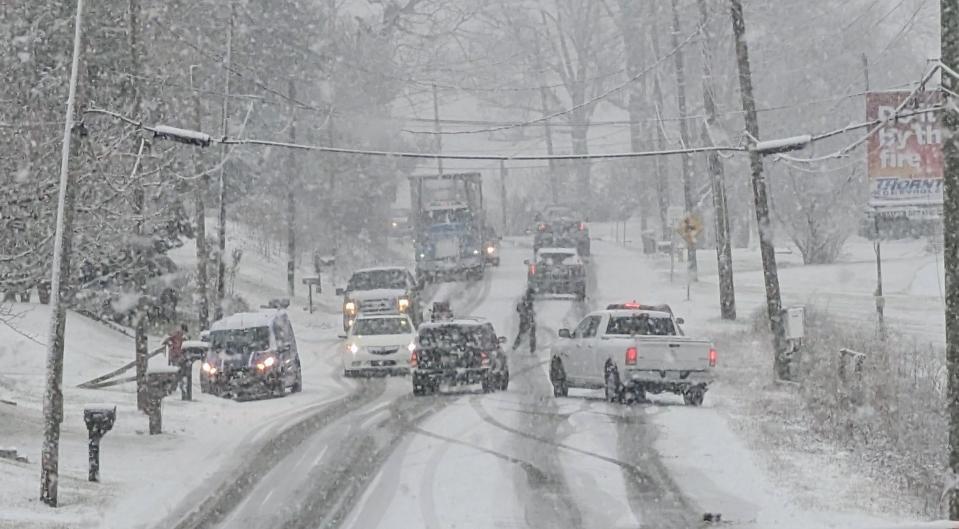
[866, 91, 942, 208]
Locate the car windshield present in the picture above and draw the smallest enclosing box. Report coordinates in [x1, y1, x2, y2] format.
[352, 317, 411, 336]
[210, 326, 270, 354]
[605, 314, 676, 336]
[348, 270, 407, 290]
[538, 252, 577, 265]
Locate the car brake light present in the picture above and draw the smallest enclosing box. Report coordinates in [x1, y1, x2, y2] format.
[480, 351, 490, 367]
[409, 348, 419, 368]
[538, 223, 546, 231]
[529, 263, 536, 275]
[579, 222, 585, 231]
[708, 347, 718, 367]
[625, 346, 638, 365]
[623, 301, 640, 309]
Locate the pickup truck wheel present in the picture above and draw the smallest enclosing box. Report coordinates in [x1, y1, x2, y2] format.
[499, 371, 510, 391]
[683, 387, 705, 406]
[604, 363, 623, 404]
[550, 357, 569, 397]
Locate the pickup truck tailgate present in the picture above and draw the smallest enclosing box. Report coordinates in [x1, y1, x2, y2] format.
[631, 337, 711, 371]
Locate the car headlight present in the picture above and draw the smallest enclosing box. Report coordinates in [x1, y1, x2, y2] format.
[392, 221, 398, 227]
[256, 356, 276, 370]
[419, 253, 426, 259]
[472, 249, 480, 255]
[344, 301, 357, 314]
[202, 361, 213, 373]
[349, 343, 359, 354]
[398, 297, 410, 311]
[407, 342, 416, 352]
[486, 246, 496, 254]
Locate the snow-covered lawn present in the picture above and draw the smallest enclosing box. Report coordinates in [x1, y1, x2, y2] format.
[0, 228, 355, 528]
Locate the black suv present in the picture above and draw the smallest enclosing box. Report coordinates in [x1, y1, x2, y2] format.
[410, 318, 509, 395]
[533, 205, 590, 256]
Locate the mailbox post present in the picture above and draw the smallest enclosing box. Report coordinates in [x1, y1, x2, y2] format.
[83, 404, 116, 482]
[145, 366, 179, 434]
[302, 276, 321, 314]
[180, 340, 209, 401]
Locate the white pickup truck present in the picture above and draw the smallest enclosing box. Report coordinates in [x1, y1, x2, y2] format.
[549, 303, 716, 406]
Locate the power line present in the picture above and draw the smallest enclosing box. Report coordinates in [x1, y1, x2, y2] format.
[83, 106, 745, 161]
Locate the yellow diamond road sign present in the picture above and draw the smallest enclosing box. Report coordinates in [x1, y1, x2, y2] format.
[677, 214, 703, 245]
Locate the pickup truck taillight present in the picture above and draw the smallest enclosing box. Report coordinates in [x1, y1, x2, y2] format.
[480, 351, 490, 367]
[708, 347, 718, 367]
[528, 263, 536, 275]
[625, 346, 638, 365]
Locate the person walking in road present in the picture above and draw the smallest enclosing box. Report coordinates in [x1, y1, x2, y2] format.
[513, 288, 536, 353]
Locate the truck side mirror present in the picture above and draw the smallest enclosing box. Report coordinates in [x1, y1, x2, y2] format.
[676, 317, 685, 325]
[523, 259, 530, 265]
[558, 329, 571, 339]
[335, 288, 345, 296]
[497, 335, 507, 344]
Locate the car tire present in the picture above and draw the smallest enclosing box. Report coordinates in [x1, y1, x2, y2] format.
[413, 374, 430, 396]
[291, 370, 302, 393]
[500, 371, 510, 391]
[683, 387, 705, 406]
[632, 384, 646, 403]
[604, 362, 623, 404]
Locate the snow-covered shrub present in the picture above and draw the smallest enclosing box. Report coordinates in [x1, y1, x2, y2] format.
[751, 306, 946, 515]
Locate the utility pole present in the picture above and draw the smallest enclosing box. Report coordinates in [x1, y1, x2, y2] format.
[40, 0, 84, 507]
[670, 0, 698, 281]
[862, 54, 885, 339]
[539, 85, 559, 203]
[286, 79, 297, 301]
[214, 0, 235, 321]
[698, 0, 736, 320]
[500, 160, 508, 233]
[127, 0, 150, 414]
[729, 0, 788, 379]
[647, 3, 671, 241]
[190, 66, 209, 331]
[940, 0, 959, 519]
[432, 83, 443, 175]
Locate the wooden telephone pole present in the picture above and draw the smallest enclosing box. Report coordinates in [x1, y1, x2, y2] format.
[941, 0, 959, 519]
[40, 0, 85, 506]
[669, 0, 698, 281]
[729, 0, 788, 378]
[698, 0, 736, 320]
[286, 79, 297, 300]
[214, 0, 235, 321]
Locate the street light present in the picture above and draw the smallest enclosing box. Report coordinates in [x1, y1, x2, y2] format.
[152, 124, 212, 147]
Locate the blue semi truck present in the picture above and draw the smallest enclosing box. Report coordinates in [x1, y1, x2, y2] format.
[410, 172, 486, 283]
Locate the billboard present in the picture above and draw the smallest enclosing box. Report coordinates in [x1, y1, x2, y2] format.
[866, 91, 942, 209]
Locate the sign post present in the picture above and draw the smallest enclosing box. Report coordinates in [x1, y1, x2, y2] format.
[302, 276, 321, 314]
[676, 214, 704, 301]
